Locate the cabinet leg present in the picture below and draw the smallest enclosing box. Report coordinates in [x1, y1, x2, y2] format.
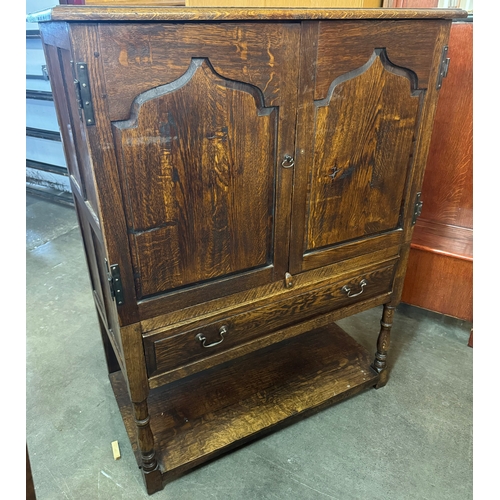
[133, 400, 163, 494]
[372, 304, 396, 389]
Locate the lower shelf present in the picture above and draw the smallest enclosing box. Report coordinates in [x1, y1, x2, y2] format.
[110, 322, 379, 485]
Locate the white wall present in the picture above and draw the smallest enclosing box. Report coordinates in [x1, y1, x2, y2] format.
[26, 0, 70, 194]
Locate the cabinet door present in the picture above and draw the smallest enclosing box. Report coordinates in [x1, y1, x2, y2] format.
[290, 20, 445, 274]
[71, 22, 299, 318]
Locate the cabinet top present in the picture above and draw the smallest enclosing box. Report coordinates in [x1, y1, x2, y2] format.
[28, 6, 467, 23]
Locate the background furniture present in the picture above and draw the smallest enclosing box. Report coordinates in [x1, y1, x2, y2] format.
[401, 19, 473, 322]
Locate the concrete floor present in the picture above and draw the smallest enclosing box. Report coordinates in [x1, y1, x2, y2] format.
[26, 194, 473, 500]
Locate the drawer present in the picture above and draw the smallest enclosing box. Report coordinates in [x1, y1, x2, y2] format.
[144, 260, 397, 378]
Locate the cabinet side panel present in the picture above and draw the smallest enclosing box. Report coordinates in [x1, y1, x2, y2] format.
[68, 23, 141, 325]
[75, 200, 125, 365]
[40, 26, 102, 224]
[42, 43, 84, 194]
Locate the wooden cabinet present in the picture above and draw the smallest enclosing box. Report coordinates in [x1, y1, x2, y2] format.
[29, 5, 465, 495]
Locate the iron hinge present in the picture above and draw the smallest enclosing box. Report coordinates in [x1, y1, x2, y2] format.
[412, 192, 423, 225]
[106, 261, 125, 306]
[73, 62, 95, 126]
[436, 46, 450, 90]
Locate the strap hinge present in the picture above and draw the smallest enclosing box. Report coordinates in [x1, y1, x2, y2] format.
[436, 46, 450, 90]
[73, 62, 95, 125]
[412, 192, 423, 225]
[106, 260, 125, 306]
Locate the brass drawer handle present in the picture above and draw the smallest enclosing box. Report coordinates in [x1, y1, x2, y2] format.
[342, 279, 367, 298]
[195, 325, 227, 348]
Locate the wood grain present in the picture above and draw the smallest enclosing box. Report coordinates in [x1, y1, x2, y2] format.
[187, 0, 381, 6]
[419, 22, 473, 229]
[409, 219, 472, 261]
[69, 23, 142, 326]
[314, 20, 443, 95]
[37, 11, 457, 494]
[146, 261, 396, 377]
[307, 50, 420, 249]
[80, 21, 301, 316]
[140, 244, 400, 331]
[120, 323, 150, 402]
[289, 20, 433, 275]
[111, 323, 379, 479]
[402, 246, 472, 321]
[398, 21, 450, 248]
[383, 0, 438, 6]
[113, 58, 277, 298]
[97, 22, 299, 120]
[148, 292, 391, 388]
[28, 7, 467, 23]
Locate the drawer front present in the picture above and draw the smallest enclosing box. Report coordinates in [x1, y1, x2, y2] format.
[144, 261, 396, 378]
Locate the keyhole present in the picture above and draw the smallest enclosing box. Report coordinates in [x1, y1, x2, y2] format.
[329, 167, 338, 180]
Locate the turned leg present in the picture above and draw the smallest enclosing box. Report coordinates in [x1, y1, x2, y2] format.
[133, 399, 163, 493]
[119, 323, 163, 494]
[372, 304, 396, 389]
[133, 400, 158, 472]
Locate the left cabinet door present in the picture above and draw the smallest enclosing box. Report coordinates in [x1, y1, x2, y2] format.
[69, 21, 301, 320]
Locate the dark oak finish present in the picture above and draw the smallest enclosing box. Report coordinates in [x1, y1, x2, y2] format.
[372, 303, 396, 388]
[30, 6, 465, 494]
[112, 57, 280, 299]
[111, 324, 380, 481]
[306, 48, 418, 245]
[146, 260, 397, 378]
[29, 7, 463, 23]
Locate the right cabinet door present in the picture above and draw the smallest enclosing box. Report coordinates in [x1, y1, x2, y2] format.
[290, 20, 446, 274]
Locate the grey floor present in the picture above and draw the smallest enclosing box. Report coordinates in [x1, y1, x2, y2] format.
[26, 194, 473, 500]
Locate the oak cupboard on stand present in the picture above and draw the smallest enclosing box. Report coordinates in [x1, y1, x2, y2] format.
[28, 5, 466, 495]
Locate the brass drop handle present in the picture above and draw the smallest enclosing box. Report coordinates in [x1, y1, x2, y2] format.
[281, 154, 295, 168]
[195, 325, 227, 348]
[342, 279, 367, 298]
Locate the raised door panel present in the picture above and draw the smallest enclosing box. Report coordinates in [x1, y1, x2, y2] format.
[112, 58, 277, 299]
[306, 50, 420, 250]
[290, 21, 441, 274]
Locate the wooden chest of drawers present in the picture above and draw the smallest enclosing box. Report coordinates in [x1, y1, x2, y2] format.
[28, 5, 465, 494]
